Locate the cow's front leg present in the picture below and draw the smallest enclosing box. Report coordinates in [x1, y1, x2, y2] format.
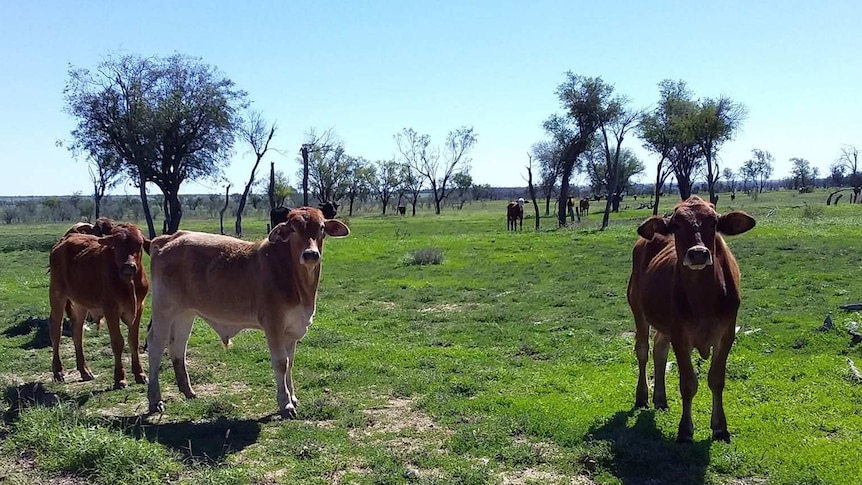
[124, 306, 147, 384]
[168, 315, 196, 399]
[70, 305, 94, 381]
[104, 309, 127, 389]
[709, 326, 735, 442]
[285, 339, 299, 409]
[673, 340, 697, 443]
[265, 326, 294, 418]
[48, 295, 66, 383]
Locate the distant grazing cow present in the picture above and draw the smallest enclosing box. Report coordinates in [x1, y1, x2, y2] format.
[270, 206, 291, 230]
[145, 207, 350, 417]
[49, 223, 150, 389]
[318, 201, 339, 219]
[579, 198, 590, 216]
[507, 198, 525, 231]
[627, 196, 755, 442]
[397, 206, 407, 216]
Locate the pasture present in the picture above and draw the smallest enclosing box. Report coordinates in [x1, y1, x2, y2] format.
[1, 191, 861, 484]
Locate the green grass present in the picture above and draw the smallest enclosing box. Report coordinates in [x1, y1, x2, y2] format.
[1, 190, 861, 484]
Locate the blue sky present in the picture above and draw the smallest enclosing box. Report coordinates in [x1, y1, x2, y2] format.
[1, 0, 860, 196]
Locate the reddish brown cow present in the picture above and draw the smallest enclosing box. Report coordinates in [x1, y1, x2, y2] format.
[579, 197, 590, 216]
[49, 223, 150, 389]
[627, 196, 755, 443]
[146, 207, 349, 417]
[507, 198, 524, 231]
[60, 217, 119, 327]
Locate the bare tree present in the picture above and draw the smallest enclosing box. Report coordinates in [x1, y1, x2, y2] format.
[525, 154, 540, 230]
[691, 96, 746, 205]
[299, 128, 335, 206]
[395, 127, 477, 215]
[598, 100, 643, 229]
[369, 159, 403, 214]
[235, 110, 276, 236]
[344, 157, 374, 216]
[531, 140, 563, 215]
[219, 183, 231, 234]
[300, 134, 351, 205]
[87, 149, 123, 220]
[400, 164, 423, 216]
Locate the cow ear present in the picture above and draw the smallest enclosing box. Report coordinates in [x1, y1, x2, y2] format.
[637, 216, 670, 240]
[718, 211, 756, 236]
[324, 219, 350, 238]
[267, 223, 292, 243]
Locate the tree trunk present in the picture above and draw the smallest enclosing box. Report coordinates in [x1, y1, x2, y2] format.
[268, 162, 276, 209]
[526, 164, 540, 231]
[138, 173, 156, 239]
[165, 189, 183, 234]
[94, 193, 102, 220]
[381, 196, 388, 215]
[544, 193, 551, 216]
[558, 174, 571, 227]
[220, 184, 231, 235]
[348, 194, 355, 216]
[301, 147, 310, 206]
[677, 175, 693, 200]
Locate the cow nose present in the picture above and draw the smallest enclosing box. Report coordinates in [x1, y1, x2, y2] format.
[301, 249, 320, 264]
[684, 247, 712, 268]
[121, 263, 137, 276]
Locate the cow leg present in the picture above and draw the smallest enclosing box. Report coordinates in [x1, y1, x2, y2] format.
[285, 339, 299, 409]
[652, 331, 671, 410]
[104, 310, 128, 389]
[633, 318, 650, 408]
[709, 326, 735, 442]
[672, 339, 697, 443]
[264, 327, 294, 418]
[49, 294, 66, 383]
[168, 314, 197, 399]
[123, 306, 147, 385]
[146, 309, 174, 413]
[70, 305, 94, 381]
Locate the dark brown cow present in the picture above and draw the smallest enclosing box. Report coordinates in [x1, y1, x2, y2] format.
[146, 207, 349, 417]
[506, 198, 524, 231]
[627, 196, 755, 443]
[579, 197, 590, 216]
[318, 201, 339, 219]
[49, 223, 150, 389]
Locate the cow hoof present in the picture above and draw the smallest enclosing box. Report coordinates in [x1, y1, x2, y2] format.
[676, 434, 693, 444]
[654, 402, 669, 411]
[53, 373, 65, 383]
[280, 405, 298, 419]
[113, 380, 128, 390]
[182, 391, 197, 400]
[134, 374, 148, 385]
[634, 400, 649, 409]
[291, 397, 300, 409]
[712, 430, 731, 442]
[80, 370, 95, 381]
[148, 401, 165, 414]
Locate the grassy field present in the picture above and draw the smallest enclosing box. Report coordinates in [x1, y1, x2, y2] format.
[1, 190, 861, 484]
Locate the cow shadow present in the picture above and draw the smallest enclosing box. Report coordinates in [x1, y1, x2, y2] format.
[586, 408, 712, 485]
[3, 315, 55, 349]
[1, 381, 97, 424]
[110, 413, 268, 463]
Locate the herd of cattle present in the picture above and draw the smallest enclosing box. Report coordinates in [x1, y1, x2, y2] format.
[45, 196, 755, 443]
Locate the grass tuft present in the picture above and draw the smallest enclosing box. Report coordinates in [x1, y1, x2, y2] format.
[399, 247, 445, 266]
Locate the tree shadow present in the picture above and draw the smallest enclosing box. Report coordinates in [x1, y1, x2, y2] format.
[1, 315, 78, 350]
[109, 412, 271, 463]
[586, 408, 712, 485]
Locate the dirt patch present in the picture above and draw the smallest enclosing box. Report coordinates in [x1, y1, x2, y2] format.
[499, 468, 596, 485]
[418, 303, 479, 314]
[356, 398, 447, 436]
[371, 301, 397, 310]
[621, 331, 636, 339]
[0, 454, 88, 485]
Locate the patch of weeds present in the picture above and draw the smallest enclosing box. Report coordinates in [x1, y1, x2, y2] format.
[201, 397, 240, 420]
[399, 247, 444, 266]
[4, 405, 182, 484]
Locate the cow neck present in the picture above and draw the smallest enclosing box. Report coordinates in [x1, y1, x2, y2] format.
[266, 241, 320, 307]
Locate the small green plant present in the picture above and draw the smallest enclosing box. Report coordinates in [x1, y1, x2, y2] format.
[801, 203, 824, 220]
[399, 247, 444, 266]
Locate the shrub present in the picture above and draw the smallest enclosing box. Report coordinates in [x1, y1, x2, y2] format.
[399, 247, 444, 266]
[801, 203, 824, 220]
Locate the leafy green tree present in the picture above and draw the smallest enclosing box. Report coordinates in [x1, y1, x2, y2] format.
[691, 97, 746, 204]
[789, 157, 814, 190]
[64, 53, 247, 236]
[369, 159, 403, 214]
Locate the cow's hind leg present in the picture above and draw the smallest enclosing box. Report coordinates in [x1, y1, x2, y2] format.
[69, 304, 94, 381]
[49, 294, 67, 383]
[652, 331, 671, 409]
[146, 309, 179, 413]
[167, 313, 197, 399]
[709, 326, 735, 442]
[104, 309, 127, 389]
[672, 339, 697, 443]
[634, 316, 650, 408]
[285, 339, 299, 409]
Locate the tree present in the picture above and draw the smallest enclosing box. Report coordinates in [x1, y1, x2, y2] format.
[394, 126, 477, 215]
[597, 97, 643, 229]
[691, 96, 746, 205]
[789, 157, 814, 190]
[344, 157, 374, 216]
[545, 73, 612, 226]
[369, 159, 403, 214]
[531, 140, 563, 215]
[838, 145, 862, 199]
[400, 164, 423, 216]
[745, 149, 774, 193]
[722, 167, 736, 194]
[451, 170, 473, 209]
[87, 149, 123, 219]
[829, 161, 846, 187]
[301, 137, 352, 204]
[219, 183, 231, 235]
[63, 53, 247, 237]
[739, 159, 758, 193]
[525, 154, 540, 230]
[299, 128, 335, 206]
[235, 110, 276, 236]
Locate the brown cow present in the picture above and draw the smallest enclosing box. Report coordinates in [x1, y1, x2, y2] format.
[579, 197, 590, 216]
[60, 217, 119, 327]
[507, 198, 524, 231]
[145, 207, 350, 417]
[49, 223, 150, 389]
[627, 196, 755, 443]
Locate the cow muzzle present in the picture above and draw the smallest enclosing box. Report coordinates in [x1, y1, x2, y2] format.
[682, 246, 713, 270]
[300, 249, 321, 266]
[120, 262, 137, 277]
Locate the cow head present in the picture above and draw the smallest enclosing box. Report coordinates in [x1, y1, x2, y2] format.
[268, 207, 350, 267]
[99, 223, 146, 279]
[93, 216, 117, 236]
[318, 201, 339, 219]
[637, 196, 755, 271]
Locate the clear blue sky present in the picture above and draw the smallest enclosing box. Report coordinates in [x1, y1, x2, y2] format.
[1, 0, 860, 196]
